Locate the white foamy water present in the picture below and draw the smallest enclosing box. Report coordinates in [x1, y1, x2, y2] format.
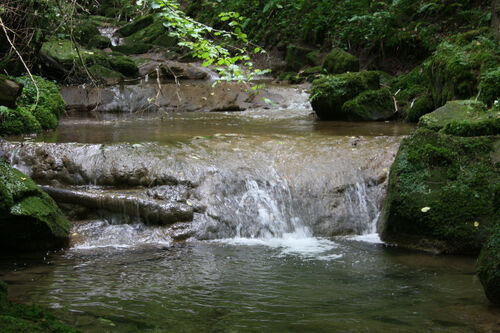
[346, 233, 384, 244]
[70, 220, 172, 250]
[213, 227, 341, 260]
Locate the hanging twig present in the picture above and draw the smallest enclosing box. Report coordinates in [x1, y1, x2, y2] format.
[0, 14, 39, 106]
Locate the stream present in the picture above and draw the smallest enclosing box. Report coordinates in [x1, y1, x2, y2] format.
[1, 84, 498, 332]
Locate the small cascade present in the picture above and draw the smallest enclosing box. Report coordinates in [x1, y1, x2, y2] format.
[98, 26, 123, 46]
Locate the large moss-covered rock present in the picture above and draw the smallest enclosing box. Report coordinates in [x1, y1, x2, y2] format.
[124, 20, 178, 48]
[477, 226, 500, 305]
[88, 65, 124, 85]
[112, 42, 152, 55]
[419, 100, 500, 136]
[309, 71, 381, 120]
[341, 88, 395, 120]
[88, 35, 112, 49]
[0, 160, 71, 251]
[74, 21, 100, 46]
[322, 48, 359, 75]
[117, 15, 154, 37]
[40, 40, 139, 78]
[380, 128, 499, 254]
[0, 281, 78, 332]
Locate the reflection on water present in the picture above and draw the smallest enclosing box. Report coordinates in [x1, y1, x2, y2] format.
[0, 240, 498, 333]
[7, 109, 415, 145]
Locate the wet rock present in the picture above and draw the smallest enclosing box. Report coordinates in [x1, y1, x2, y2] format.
[342, 88, 396, 121]
[0, 76, 22, 108]
[41, 186, 194, 226]
[60, 82, 288, 113]
[116, 15, 154, 37]
[0, 160, 71, 252]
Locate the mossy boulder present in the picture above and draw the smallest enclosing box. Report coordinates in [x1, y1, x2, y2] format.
[112, 42, 152, 55]
[41, 40, 139, 77]
[379, 128, 499, 254]
[306, 50, 320, 67]
[419, 100, 500, 136]
[88, 35, 112, 49]
[322, 48, 359, 75]
[0, 281, 78, 332]
[285, 44, 314, 71]
[74, 21, 100, 46]
[309, 71, 381, 120]
[341, 88, 395, 120]
[124, 19, 178, 48]
[0, 160, 71, 251]
[0, 76, 65, 136]
[117, 15, 154, 37]
[89, 65, 124, 85]
[477, 226, 500, 305]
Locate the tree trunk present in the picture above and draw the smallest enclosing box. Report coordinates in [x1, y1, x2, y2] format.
[0, 76, 23, 108]
[493, 0, 500, 40]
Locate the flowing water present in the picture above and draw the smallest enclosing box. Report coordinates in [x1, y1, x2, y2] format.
[1, 85, 499, 332]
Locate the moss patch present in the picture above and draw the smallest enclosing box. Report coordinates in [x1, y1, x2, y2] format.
[341, 88, 395, 121]
[419, 100, 500, 136]
[0, 160, 71, 251]
[379, 129, 499, 254]
[477, 226, 500, 305]
[322, 48, 359, 75]
[309, 71, 382, 120]
[117, 15, 154, 37]
[0, 76, 65, 136]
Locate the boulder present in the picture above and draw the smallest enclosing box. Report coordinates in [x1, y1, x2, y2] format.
[88, 35, 112, 49]
[0, 160, 71, 252]
[419, 100, 500, 136]
[117, 15, 154, 37]
[285, 44, 314, 71]
[477, 226, 500, 305]
[379, 128, 499, 254]
[342, 88, 395, 120]
[322, 48, 359, 75]
[309, 71, 381, 120]
[89, 64, 124, 85]
[0, 76, 23, 108]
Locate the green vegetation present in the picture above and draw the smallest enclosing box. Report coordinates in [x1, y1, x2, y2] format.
[322, 48, 359, 75]
[342, 88, 395, 121]
[0, 76, 65, 136]
[477, 227, 500, 305]
[309, 71, 384, 120]
[380, 128, 499, 254]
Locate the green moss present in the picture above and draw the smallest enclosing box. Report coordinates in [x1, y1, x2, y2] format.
[322, 48, 359, 75]
[0, 280, 79, 332]
[88, 65, 124, 84]
[88, 35, 111, 49]
[112, 43, 152, 55]
[108, 56, 139, 77]
[380, 129, 499, 254]
[306, 50, 320, 66]
[427, 42, 476, 107]
[479, 67, 500, 106]
[285, 44, 314, 71]
[0, 160, 71, 251]
[309, 71, 382, 120]
[117, 15, 154, 37]
[124, 19, 177, 48]
[0, 76, 65, 136]
[341, 88, 395, 120]
[406, 93, 435, 122]
[477, 226, 500, 305]
[74, 21, 100, 46]
[419, 100, 500, 136]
